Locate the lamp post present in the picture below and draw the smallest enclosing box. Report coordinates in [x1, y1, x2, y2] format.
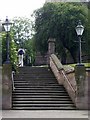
[75, 21, 86, 109]
[75, 20, 84, 64]
[2, 16, 12, 63]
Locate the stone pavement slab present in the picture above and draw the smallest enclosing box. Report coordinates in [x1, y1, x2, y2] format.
[1, 110, 89, 119]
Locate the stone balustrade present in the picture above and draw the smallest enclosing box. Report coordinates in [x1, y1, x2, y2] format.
[50, 54, 88, 109]
[50, 54, 76, 104]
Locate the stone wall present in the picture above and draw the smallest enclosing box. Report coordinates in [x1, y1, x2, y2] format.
[87, 70, 90, 109]
[2, 64, 12, 109]
[0, 66, 2, 109]
[34, 52, 48, 65]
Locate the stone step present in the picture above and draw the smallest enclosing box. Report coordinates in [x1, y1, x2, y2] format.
[14, 87, 65, 90]
[14, 83, 59, 86]
[13, 103, 75, 107]
[12, 95, 70, 98]
[14, 79, 57, 82]
[14, 85, 60, 88]
[14, 81, 58, 83]
[17, 71, 52, 74]
[14, 73, 54, 76]
[12, 97, 71, 101]
[14, 78, 56, 81]
[18, 66, 49, 69]
[13, 90, 67, 93]
[14, 85, 63, 88]
[13, 92, 68, 95]
[12, 66, 76, 110]
[12, 106, 76, 110]
[14, 78, 57, 81]
[14, 82, 58, 85]
[18, 68, 51, 73]
[12, 100, 73, 104]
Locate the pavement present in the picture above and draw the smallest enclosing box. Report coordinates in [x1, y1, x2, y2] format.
[1, 110, 89, 119]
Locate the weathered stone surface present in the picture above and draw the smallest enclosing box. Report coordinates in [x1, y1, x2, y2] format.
[75, 65, 86, 96]
[34, 52, 48, 65]
[48, 38, 55, 55]
[48, 38, 55, 64]
[50, 54, 76, 104]
[50, 57, 63, 84]
[75, 64, 88, 109]
[2, 64, 12, 110]
[88, 70, 90, 109]
[50, 54, 88, 109]
[0, 66, 2, 110]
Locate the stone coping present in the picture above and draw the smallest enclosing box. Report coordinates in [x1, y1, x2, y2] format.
[51, 54, 74, 73]
[51, 54, 63, 71]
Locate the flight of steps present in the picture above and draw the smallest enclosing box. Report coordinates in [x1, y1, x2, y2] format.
[12, 66, 76, 110]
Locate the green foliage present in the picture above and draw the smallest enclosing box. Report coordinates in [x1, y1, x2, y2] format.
[24, 38, 36, 64]
[69, 63, 90, 68]
[11, 17, 35, 65]
[12, 17, 32, 47]
[10, 33, 18, 70]
[33, 2, 88, 63]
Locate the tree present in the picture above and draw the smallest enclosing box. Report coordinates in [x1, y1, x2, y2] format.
[24, 38, 36, 65]
[11, 17, 35, 65]
[12, 17, 32, 48]
[33, 2, 88, 63]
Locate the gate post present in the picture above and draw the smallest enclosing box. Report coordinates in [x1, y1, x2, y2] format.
[48, 38, 55, 64]
[75, 64, 87, 109]
[2, 63, 12, 109]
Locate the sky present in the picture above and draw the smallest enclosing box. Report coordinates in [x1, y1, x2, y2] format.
[0, 0, 45, 20]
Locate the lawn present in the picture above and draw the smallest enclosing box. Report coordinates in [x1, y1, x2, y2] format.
[69, 63, 90, 68]
[63, 63, 90, 72]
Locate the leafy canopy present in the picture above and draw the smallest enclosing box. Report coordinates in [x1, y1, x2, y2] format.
[33, 2, 88, 63]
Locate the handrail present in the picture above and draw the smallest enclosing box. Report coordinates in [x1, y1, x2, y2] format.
[12, 71, 15, 91]
[61, 70, 76, 93]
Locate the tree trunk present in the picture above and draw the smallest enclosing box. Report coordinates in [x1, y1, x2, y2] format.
[61, 49, 67, 64]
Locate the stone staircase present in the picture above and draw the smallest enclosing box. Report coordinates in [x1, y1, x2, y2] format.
[12, 66, 76, 110]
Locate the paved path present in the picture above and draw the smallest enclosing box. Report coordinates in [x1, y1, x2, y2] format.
[1, 110, 88, 119]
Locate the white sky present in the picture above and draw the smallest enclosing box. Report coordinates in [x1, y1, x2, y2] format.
[0, 0, 45, 20]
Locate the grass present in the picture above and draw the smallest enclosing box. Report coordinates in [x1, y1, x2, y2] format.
[68, 63, 90, 68]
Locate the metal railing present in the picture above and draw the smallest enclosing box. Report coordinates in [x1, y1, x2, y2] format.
[12, 71, 15, 91]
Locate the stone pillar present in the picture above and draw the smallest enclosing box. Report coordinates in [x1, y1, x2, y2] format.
[75, 64, 87, 109]
[48, 38, 55, 64]
[2, 63, 12, 109]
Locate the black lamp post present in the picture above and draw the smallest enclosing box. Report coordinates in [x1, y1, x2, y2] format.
[75, 20, 84, 64]
[2, 16, 12, 63]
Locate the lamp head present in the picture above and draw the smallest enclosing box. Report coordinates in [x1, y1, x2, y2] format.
[75, 20, 84, 36]
[2, 16, 12, 32]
